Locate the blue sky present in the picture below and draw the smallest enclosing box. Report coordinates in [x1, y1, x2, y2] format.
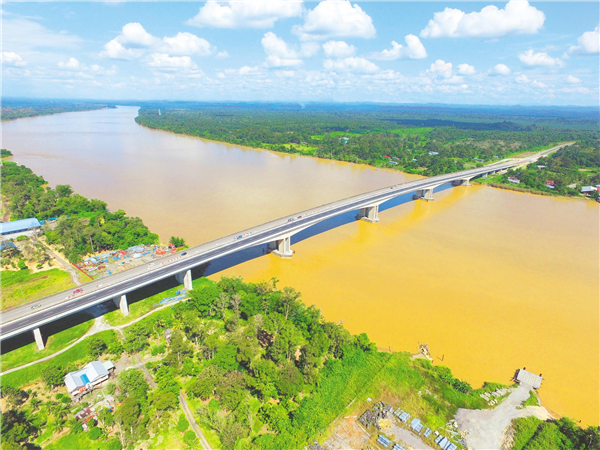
[2, 1, 599, 105]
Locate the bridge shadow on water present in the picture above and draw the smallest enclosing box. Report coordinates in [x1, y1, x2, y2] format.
[2, 182, 457, 354]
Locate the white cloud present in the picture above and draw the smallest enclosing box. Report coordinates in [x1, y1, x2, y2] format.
[1, 52, 27, 67]
[148, 53, 197, 69]
[262, 32, 319, 67]
[569, 27, 600, 55]
[371, 35, 427, 60]
[187, 0, 302, 29]
[532, 80, 547, 89]
[57, 57, 80, 70]
[118, 22, 158, 47]
[216, 51, 230, 59]
[491, 63, 511, 75]
[515, 74, 530, 83]
[323, 57, 379, 73]
[427, 59, 453, 78]
[159, 32, 211, 56]
[293, 0, 376, 41]
[457, 63, 475, 75]
[323, 40, 356, 58]
[567, 75, 581, 84]
[518, 49, 564, 68]
[2, 16, 82, 53]
[420, 0, 545, 39]
[101, 23, 212, 60]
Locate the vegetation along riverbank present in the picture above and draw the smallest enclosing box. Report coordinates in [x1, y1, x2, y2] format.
[2, 276, 597, 449]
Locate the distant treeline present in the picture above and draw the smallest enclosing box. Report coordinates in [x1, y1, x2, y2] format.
[1, 99, 116, 121]
[135, 104, 599, 177]
[1, 160, 157, 262]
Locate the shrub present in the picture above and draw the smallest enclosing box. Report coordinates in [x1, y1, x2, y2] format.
[177, 414, 189, 432]
[183, 430, 196, 448]
[17, 260, 27, 270]
[88, 426, 102, 440]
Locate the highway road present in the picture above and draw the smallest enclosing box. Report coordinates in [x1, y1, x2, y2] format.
[0, 144, 568, 341]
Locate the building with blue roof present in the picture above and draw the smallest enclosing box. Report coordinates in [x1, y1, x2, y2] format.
[0, 218, 41, 239]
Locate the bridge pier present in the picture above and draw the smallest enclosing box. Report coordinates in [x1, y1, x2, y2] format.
[413, 188, 435, 201]
[357, 205, 380, 223]
[33, 327, 44, 351]
[452, 178, 472, 186]
[269, 236, 293, 258]
[175, 269, 193, 291]
[113, 294, 129, 316]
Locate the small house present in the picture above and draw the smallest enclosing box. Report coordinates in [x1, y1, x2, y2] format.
[581, 186, 597, 194]
[508, 176, 520, 184]
[514, 368, 543, 389]
[65, 360, 114, 400]
[546, 180, 555, 189]
[428, 151, 439, 156]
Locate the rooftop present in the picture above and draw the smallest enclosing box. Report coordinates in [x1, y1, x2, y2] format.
[0, 218, 41, 235]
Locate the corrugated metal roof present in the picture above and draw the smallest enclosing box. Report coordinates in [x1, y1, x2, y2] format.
[0, 218, 41, 234]
[516, 369, 543, 388]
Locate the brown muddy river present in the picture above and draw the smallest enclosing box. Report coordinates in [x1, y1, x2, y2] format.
[2, 106, 598, 425]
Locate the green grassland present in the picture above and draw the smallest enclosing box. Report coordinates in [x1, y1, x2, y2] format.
[1, 268, 75, 310]
[1, 330, 118, 389]
[1, 317, 94, 372]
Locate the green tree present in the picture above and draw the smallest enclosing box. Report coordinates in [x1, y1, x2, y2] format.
[177, 414, 190, 432]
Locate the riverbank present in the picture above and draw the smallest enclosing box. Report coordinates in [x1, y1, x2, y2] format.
[3, 107, 597, 426]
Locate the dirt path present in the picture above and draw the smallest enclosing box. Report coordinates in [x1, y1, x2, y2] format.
[37, 238, 82, 286]
[0, 300, 179, 376]
[455, 385, 552, 450]
[179, 392, 213, 450]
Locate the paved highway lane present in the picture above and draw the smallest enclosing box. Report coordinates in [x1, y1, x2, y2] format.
[0, 145, 568, 340]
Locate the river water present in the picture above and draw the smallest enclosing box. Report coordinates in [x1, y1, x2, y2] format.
[2, 106, 598, 425]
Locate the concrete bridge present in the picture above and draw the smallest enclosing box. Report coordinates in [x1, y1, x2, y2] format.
[0, 144, 568, 349]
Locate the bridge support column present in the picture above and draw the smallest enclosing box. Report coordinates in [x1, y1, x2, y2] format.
[357, 205, 380, 223]
[483, 173, 488, 179]
[33, 327, 44, 351]
[269, 236, 293, 258]
[113, 294, 129, 316]
[175, 269, 193, 291]
[452, 178, 472, 186]
[413, 188, 434, 201]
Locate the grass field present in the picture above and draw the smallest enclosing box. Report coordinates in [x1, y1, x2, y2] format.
[0, 318, 94, 372]
[388, 127, 433, 138]
[1, 268, 75, 309]
[1, 330, 118, 389]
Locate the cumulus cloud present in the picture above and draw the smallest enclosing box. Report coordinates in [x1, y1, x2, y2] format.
[187, 0, 302, 28]
[3, 16, 82, 53]
[323, 57, 379, 73]
[57, 57, 81, 70]
[101, 23, 213, 60]
[420, 0, 545, 39]
[457, 63, 475, 75]
[427, 59, 453, 78]
[515, 74, 530, 83]
[262, 32, 319, 67]
[1, 52, 27, 67]
[160, 32, 211, 56]
[491, 63, 511, 75]
[293, 0, 376, 41]
[216, 51, 230, 59]
[371, 35, 427, 60]
[148, 53, 197, 69]
[518, 49, 564, 68]
[567, 75, 581, 84]
[568, 26, 600, 55]
[323, 40, 356, 58]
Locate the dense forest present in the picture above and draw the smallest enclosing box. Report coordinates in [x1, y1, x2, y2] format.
[135, 103, 599, 177]
[1, 99, 115, 121]
[2, 277, 597, 449]
[1, 160, 158, 262]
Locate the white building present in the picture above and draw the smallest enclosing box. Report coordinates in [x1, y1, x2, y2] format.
[65, 360, 114, 399]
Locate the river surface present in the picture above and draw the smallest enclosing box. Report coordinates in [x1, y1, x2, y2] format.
[2, 106, 598, 425]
